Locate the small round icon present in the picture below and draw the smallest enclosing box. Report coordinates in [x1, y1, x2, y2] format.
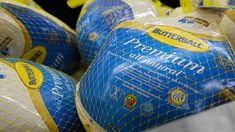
[140, 102, 154, 116]
[168, 88, 187, 106]
[89, 32, 98, 41]
[124, 94, 137, 109]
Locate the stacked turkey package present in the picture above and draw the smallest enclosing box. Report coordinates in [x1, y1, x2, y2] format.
[76, 0, 235, 131]
[0, 0, 234, 131]
[0, 0, 84, 131]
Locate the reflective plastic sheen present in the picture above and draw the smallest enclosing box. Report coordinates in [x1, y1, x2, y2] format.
[0, 58, 85, 131]
[77, 8, 235, 131]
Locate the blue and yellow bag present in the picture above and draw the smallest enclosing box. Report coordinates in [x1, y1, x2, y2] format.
[76, 0, 158, 65]
[0, 1, 80, 74]
[76, 7, 235, 131]
[0, 58, 85, 131]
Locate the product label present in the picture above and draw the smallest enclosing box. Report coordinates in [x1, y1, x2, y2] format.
[21, 46, 47, 63]
[147, 25, 210, 52]
[79, 23, 235, 131]
[15, 62, 43, 89]
[178, 16, 209, 27]
[0, 59, 49, 131]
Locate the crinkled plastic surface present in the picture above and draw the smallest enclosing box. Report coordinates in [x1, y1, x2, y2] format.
[76, 0, 158, 65]
[180, 0, 235, 13]
[221, 9, 235, 48]
[152, 0, 173, 16]
[146, 101, 235, 132]
[0, 1, 80, 74]
[76, 8, 235, 131]
[0, 58, 85, 131]
[179, 0, 235, 50]
[180, 0, 235, 12]
[201, 0, 235, 8]
[0, 0, 42, 9]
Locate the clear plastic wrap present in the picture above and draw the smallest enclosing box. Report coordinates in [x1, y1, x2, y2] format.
[0, 0, 42, 9]
[0, 58, 85, 131]
[76, 7, 235, 131]
[201, 0, 235, 8]
[152, 0, 173, 16]
[179, 0, 235, 50]
[221, 9, 235, 48]
[0, 1, 80, 74]
[180, 0, 235, 12]
[76, 0, 159, 65]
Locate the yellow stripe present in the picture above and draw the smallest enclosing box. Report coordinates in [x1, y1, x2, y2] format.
[0, 59, 59, 131]
[114, 21, 227, 41]
[0, 1, 75, 34]
[77, 0, 95, 22]
[14, 61, 60, 131]
[0, 7, 32, 53]
[76, 82, 105, 132]
[9, 0, 42, 9]
[226, 9, 235, 23]
[28, 89, 60, 132]
[113, 21, 154, 32]
[0, 59, 15, 68]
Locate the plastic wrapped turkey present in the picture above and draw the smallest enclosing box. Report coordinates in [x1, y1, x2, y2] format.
[180, 0, 235, 47]
[0, 1, 80, 74]
[76, 0, 159, 64]
[76, 7, 235, 131]
[0, 58, 85, 131]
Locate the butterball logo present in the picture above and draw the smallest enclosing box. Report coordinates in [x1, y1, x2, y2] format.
[147, 25, 210, 52]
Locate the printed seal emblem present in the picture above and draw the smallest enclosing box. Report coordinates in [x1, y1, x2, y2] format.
[124, 94, 137, 109]
[168, 88, 187, 106]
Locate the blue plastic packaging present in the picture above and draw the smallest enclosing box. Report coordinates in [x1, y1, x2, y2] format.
[76, 0, 158, 64]
[0, 1, 80, 74]
[76, 7, 235, 131]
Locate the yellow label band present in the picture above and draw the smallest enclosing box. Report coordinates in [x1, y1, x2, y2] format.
[147, 25, 210, 52]
[0, 59, 60, 131]
[21, 46, 47, 64]
[14, 61, 59, 131]
[27, 88, 60, 132]
[76, 83, 105, 132]
[0, 59, 15, 68]
[15, 62, 44, 89]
